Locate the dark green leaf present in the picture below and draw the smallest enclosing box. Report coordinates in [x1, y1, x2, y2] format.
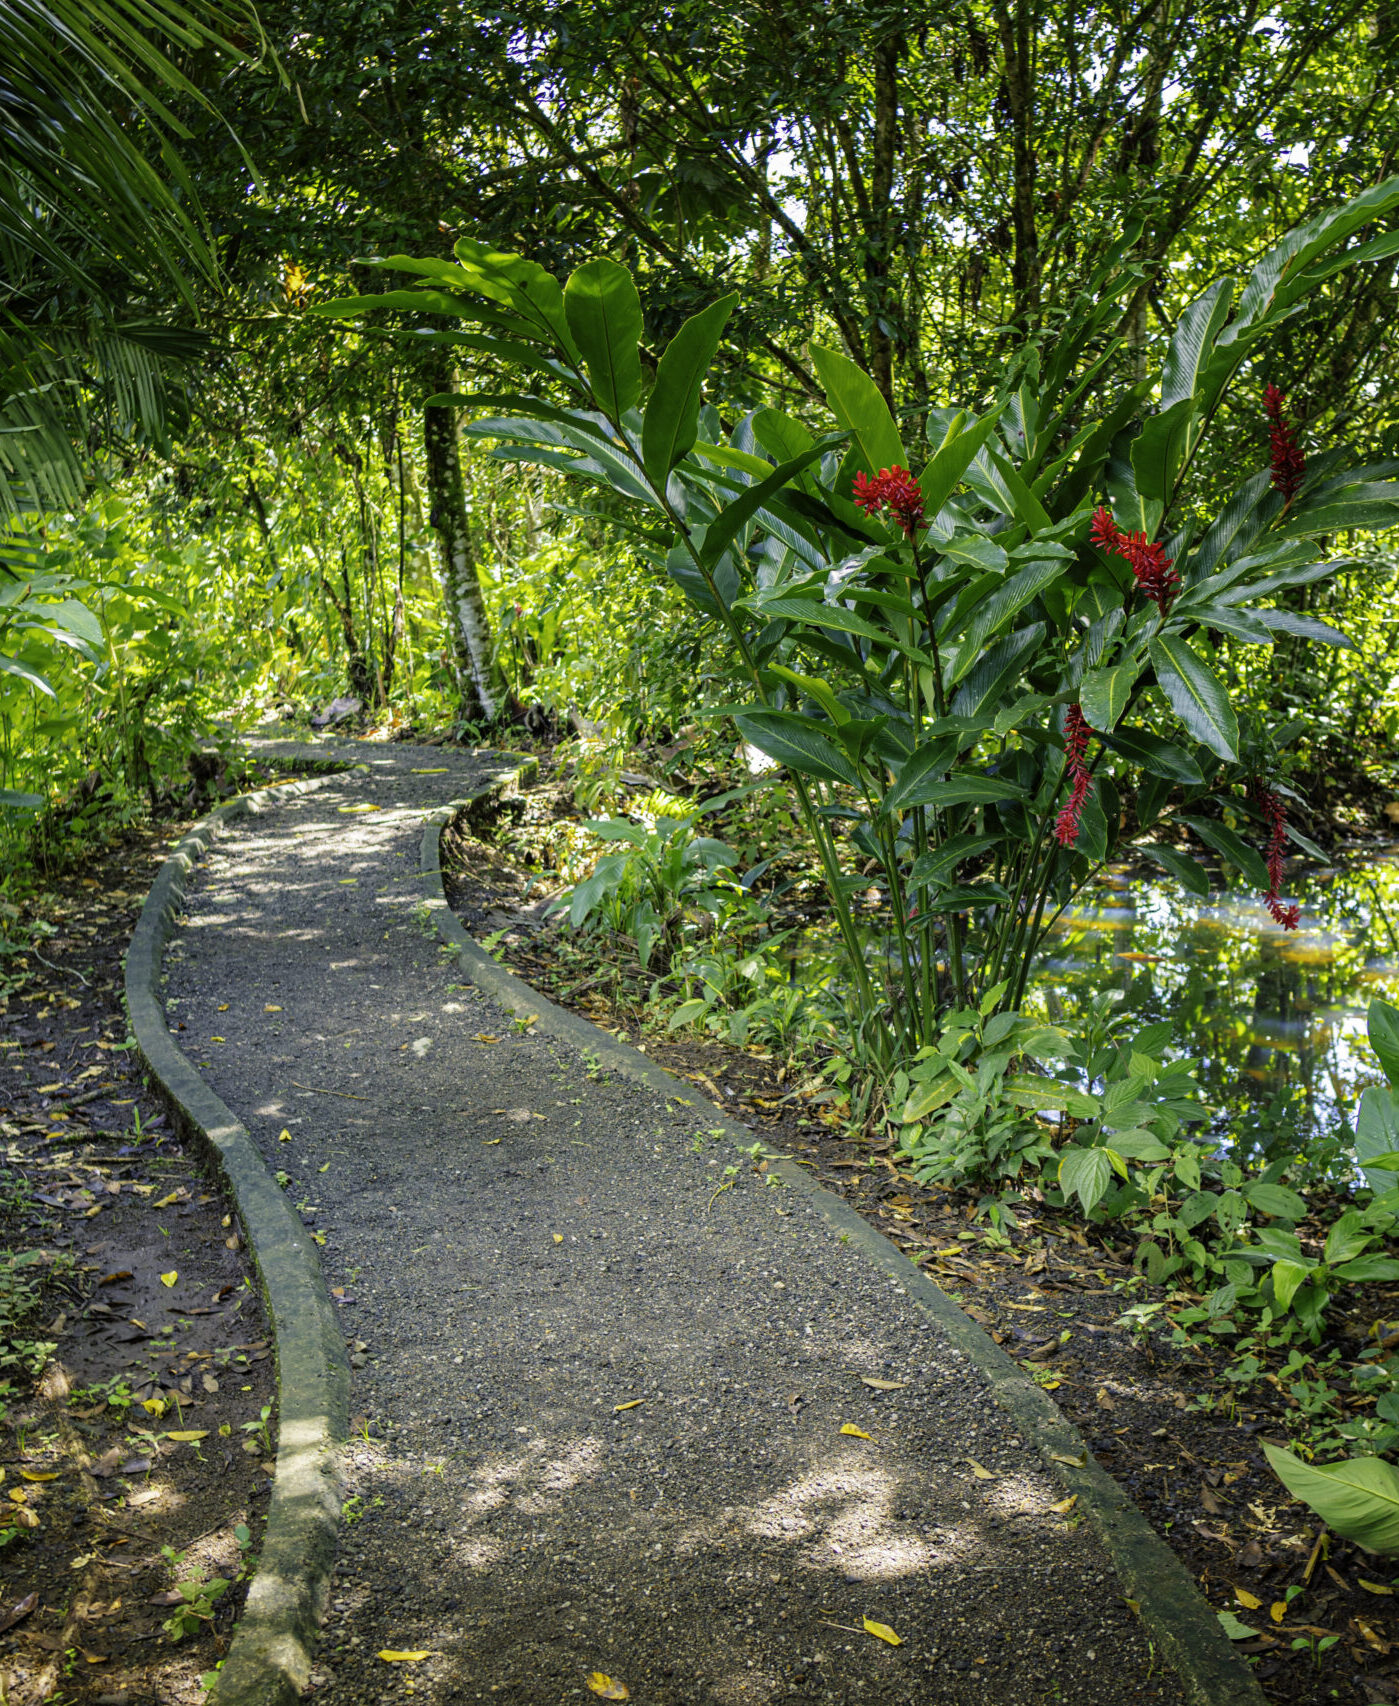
[1139, 843, 1211, 897]
[733, 711, 861, 785]
[809, 344, 905, 476]
[563, 259, 643, 419]
[1098, 726, 1205, 784]
[641, 294, 738, 483]
[1148, 635, 1238, 760]
[1179, 816, 1270, 889]
[1079, 661, 1139, 732]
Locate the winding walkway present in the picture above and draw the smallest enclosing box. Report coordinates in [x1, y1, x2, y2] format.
[159, 738, 1197, 1706]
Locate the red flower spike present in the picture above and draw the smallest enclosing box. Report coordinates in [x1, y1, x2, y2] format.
[1252, 781, 1301, 930]
[1053, 703, 1094, 849]
[1090, 505, 1181, 615]
[1264, 385, 1305, 508]
[852, 466, 926, 538]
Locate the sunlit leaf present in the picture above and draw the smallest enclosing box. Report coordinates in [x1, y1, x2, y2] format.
[585, 1673, 630, 1699]
[862, 1617, 903, 1646]
[840, 1424, 872, 1440]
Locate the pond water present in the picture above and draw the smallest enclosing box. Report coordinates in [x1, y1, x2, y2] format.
[1026, 843, 1399, 1165]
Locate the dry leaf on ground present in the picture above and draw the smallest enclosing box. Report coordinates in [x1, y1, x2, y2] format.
[840, 1424, 872, 1439]
[586, 1674, 629, 1700]
[862, 1618, 903, 1646]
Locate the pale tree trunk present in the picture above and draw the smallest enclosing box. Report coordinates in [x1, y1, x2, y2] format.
[422, 356, 499, 722]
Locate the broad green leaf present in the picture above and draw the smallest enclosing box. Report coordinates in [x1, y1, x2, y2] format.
[901, 1075, 960, 1123]
[0, 789, 43, 809]
[754, 595, 908, 653]
[949, 560, 1065, 675]
[733, 711, 861, 786]
[452, 237, 577, 353]
[917, 408, 1004, 521]
[1103, 1128, 1171, 1161]
[1270, 1260, 1312, 1312]
[1242, 1182, 1306, 1221]
[641, 293, 738, 483]
[1148, 635, 1238, 760]
[923, 882, 1013, 911]
[1159, 279, 1234, 409]
[1079, 661, 1139, 732]
[1324, 1211, 1371, 1267]
[1098, 727, 1204, 785]
[1059, 1146, 1114, 1214]
[906, 832, 998, 887]
[1178, 816, 1270, 890]
[701, 440, 841, 568]
[1334, 1256, 1399, 1283]
[1263, 1444, 1399, 1553]
[1138, 843, 1211, 898]
[809, 344, 905, 477]
[1356, 1088, 1399, 1203]
[881, 741, 957, 814]
[563, 259, 643, 420]
[1003, 1077, 1100, 1117]
[889, 775, 1027, 814]
[0, 653, 56, 696]
[1252, 609, 1354, 649]
[951, 624, 1045, 721]
[1131, 395, 1196, 509]
[1369, 999, 1399, 1086]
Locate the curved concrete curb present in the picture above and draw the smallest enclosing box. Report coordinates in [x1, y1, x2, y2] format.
[126, 773, 354, 1706]
[421, 805, 1265, 1706]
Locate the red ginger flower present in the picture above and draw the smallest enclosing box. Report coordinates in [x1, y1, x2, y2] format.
[1252, 780, 1301, 930]
[1090, 506, 1181, 615]
[1053, 703, 1094, 849]
[1264, 385, 1306, 508]
[852, 466, 926, 538]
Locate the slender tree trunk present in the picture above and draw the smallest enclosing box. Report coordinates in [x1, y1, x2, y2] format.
[422, 356, 499, 721]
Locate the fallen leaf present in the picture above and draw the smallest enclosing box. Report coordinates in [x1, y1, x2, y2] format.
[337, 804, 379, 813]
[1234, 1587, 1262, 1611]
[0, 1593, 38, 1634]
[153, 1192, 184, 1209]
[614, 1400, 644, 1412]
[862, 1617, 902, 1646]
[142, 1399, 166, 1417]
[217, 1004, 229, 1012]
[472, 1033, 500, 1044]
[1270, 1602, 1287, 1624]
[159, 1271, 178, 1288]
[18, 1470, 58, 1483]
[859, 1378, 907, 1391]
[1048, 1494, 1077, 1514]
[1359, 1580, 1395, 1595]
[840, 1424, 872, 1440]
[96, 1270, 133, 1287]
[554, 1234, 564, 1245]
[265, 1005, 282, 1013]
[586, 1674, 629, 1700]
[1050, 1451, 1086, 1467]
[1216, 1610, 1257, 1640]
[211, 1036, 225, 1043]
[339, 878, 357, 885]
[278, 1129, 292, 1143]
[165, 1430, 209, 1443]
[377, 1650, 430, 1663]
[964, 1459, 994, 1479]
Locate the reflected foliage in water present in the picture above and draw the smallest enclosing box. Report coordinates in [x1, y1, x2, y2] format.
[1029, 845, 1399, 1169]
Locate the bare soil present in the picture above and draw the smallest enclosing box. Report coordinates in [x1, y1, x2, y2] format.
[1, 821, 277, 1706]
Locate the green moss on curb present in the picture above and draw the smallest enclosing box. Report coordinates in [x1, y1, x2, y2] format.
[126, 775, 352, 1706]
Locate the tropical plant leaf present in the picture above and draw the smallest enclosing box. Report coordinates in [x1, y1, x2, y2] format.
[1178, 816, 1270, 889]
[563, 259, 643, 419]
[1148, 635, 1238, 760]
[733, 711, 861, 785]
[1370, 999, 1399, 1087]
[1263, 1444, 1399, 1554]
[809, 344, 905, 476]
[1059, 1146, 1114, 1214]
[1079, 661, 1139, 732]
[1138, 843, 1211, 897]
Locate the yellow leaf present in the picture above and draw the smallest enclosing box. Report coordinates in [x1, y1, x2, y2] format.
[265, 1005, 283, 1013]
[1050, 1451, 1086, 1467]
[278, 1129, 292, 1142]
[153, 1192, 181, 1209]
[1234, 1587, 1262, 1611]
[217, 1004, 229, 1012]
[965, 1459, 994, 1479]
[1359, 1580, 1395, 1595]
[840, 1424, 872, 1439]
[1048, 1494, 1077, 1514]
[614, 1400, 643, 1412]
[859, 1378, 907, 1391]
[1270, 1602, 1287, 1624]
[472, 1033, 500, 1043]
[142, 1399, 166, 1416]
[339, 878, 357, 885]
[554, 1233, 564, 1244]
[159, 1271, 178, 1287]
[862, 1618, 902, 1646]
[377, 1651, 431, 1663]
[338, 804, 379, 813]
[411, 768, 449, 774]
[18, 1470, 58, 1482]
[586, 1674, 630, 1700]
[165, 1430, 209, 1443]
[211, 1036, 225, 1043]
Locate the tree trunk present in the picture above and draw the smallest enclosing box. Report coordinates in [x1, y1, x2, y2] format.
[422, 356, 499, 721]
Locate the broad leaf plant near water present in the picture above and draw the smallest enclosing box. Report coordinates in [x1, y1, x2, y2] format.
[320, 177, 1399, 1070]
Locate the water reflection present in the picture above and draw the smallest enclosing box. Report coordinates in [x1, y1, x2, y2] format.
[1030, 844, 1399, 1162]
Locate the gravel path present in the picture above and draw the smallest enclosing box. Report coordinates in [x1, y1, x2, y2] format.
[161, 740, 1187, 1706]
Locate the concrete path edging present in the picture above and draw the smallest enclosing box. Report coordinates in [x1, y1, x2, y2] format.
[126, 773, 354, 1706]
[420, 803, 1266, 1706]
